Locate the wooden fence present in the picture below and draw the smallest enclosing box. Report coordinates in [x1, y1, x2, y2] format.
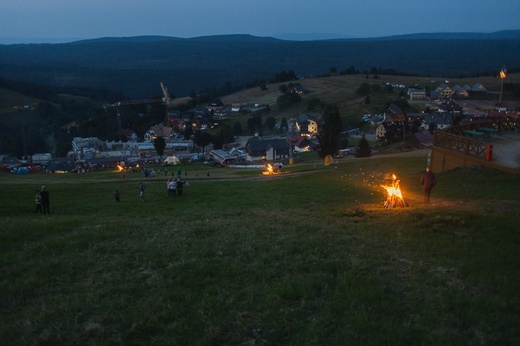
[431, 127, 519, 174]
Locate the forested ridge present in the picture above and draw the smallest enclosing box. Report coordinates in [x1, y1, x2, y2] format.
[1, 32, 519, 99]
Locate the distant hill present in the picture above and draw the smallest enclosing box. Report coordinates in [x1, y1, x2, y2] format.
[345, 30, 520, 41]
[274, 30, 520, 41]
[0, 31, 519, 99]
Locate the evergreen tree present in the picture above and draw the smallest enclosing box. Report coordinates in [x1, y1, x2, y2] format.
[355, 134, 372, 158]
[153, 137, 166, 159]
[265, 116, 276, 130]
[193, 130, 211, 153]
[232, 121, 242, 136]
[317, 104, 342, 158]
[183, 123, 193, 140]
[280, 117, 288, 133]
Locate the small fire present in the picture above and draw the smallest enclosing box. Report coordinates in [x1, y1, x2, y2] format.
[263, 164, 274, 175]
[117, 164, 124, 172]
[380, 173, 407, 208]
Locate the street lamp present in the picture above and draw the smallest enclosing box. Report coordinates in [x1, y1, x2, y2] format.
[499, 66, 507, 103]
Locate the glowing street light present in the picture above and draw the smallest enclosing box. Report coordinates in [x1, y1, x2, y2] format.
[499, 65, 507, 103]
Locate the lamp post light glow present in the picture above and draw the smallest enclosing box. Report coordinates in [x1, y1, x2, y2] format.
[499, 66, 507, 103]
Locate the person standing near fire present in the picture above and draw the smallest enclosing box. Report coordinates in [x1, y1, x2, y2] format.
[420, 167, 436, 203]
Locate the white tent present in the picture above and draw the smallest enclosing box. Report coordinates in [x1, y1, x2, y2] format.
[163, 156, 180, 165]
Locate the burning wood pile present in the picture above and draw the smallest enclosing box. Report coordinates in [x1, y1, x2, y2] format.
[263, 164, 274, 175]
[262, 163, 282, 175]
[380, 173, 407, 208]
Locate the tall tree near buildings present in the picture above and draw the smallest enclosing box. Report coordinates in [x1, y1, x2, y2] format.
[233, 122, 242, 136]
[193, 130, 211, 154]
[247, 117, 256, 134]
[317, 104, 342, 159]
[355, 134, 372, 158]
[212, 125, 234, 149]
[280, 117, 288, 133]
[265, 116, 276, 130]
[153, 137, 166, 159]
[183, 124, 193, 140]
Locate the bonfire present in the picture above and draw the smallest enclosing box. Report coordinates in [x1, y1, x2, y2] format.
[380, 173, 407, 208]
[262, 164, 274, 175]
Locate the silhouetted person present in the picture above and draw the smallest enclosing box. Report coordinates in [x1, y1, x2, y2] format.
[176, 179, 186, 196]
[40, 186, 50, 214]
[35, 190, 42, 213]
[114, 190, 121, 202]
[420, 167, 436, 203]
[139, 180, 146, 201]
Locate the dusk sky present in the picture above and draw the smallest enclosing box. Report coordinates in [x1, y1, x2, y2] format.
[1, 0, 519, 43]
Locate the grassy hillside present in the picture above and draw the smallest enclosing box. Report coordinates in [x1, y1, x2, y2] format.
[219, 73, 520, 132]
[1, 155, 519, 344]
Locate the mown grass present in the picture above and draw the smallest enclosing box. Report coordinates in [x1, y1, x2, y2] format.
[1, 155, 519, 345]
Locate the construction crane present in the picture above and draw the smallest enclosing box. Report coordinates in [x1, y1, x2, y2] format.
[103, 98, 163, 108]
[160, 82, 170, 125]
[104, 82, 172, 125]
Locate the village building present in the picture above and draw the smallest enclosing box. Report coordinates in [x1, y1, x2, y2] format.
[375, 121, 407, 141]
[207, 98, 224, 111]
[450, 85, 469, 98]
[407, 88, 427, 100]
[422, 112, 454, 130]
[169, 118, 187, 133]
[288, 135, 316, 152]
[384, 103, 407, 122]
[438, 99, 463, 115]
[375, 122, 393, 140]
[471, 83, 487, 92]
[403, 130, 434, 148]
[144, 124, 173, 141]
[374, 104, 410, 141]
[245, 138, 291, 161]
[431, 83, 454, 99]
[295, 114, 319, 137]
[291, 85, 305, 94]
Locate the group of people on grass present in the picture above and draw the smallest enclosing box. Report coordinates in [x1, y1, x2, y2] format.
[114, 178, 188, 203]
[35, 186, 50, 214]
[166, 178, 187, 198]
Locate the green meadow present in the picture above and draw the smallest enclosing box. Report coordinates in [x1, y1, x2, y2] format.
[1, 154, 519, 345]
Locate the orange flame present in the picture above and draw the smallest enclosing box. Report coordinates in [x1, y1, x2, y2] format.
[263, 164, 274, 175]
[117, 164, 124, 172]
[380, 173, 407, 208]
